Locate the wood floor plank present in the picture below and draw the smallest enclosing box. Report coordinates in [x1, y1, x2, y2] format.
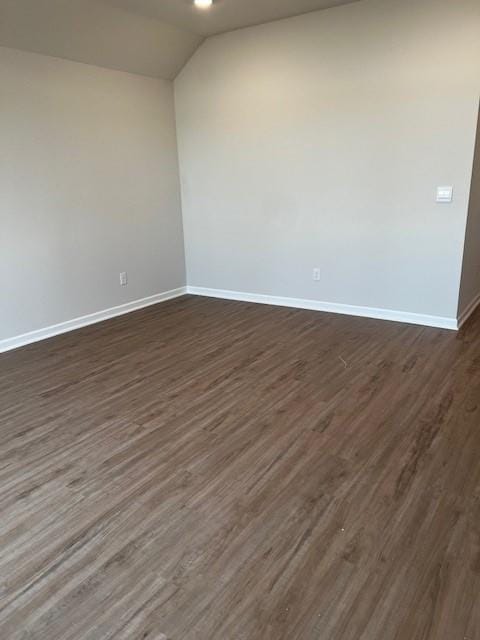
[1, 295, 479, 639]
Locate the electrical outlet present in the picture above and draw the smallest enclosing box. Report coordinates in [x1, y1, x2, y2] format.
[120, 272, 128, 286]
[313, 268, 321, 282]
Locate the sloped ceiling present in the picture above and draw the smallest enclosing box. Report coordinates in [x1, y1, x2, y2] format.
[104, 0, 361, 37]
[0, 0, 203, 79]
[0, 0, 360, 79]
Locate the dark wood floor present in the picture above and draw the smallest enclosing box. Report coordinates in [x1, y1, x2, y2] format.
[1, 295, 479, 640]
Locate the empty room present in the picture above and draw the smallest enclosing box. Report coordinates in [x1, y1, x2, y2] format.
[1, 0, 480, 638]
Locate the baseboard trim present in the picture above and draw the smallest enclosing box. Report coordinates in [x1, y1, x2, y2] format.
[457, 292, 480, 329]
[1, 284, 461, 354]
[187, 286, 458, 331]
[0, 287, 187, 354]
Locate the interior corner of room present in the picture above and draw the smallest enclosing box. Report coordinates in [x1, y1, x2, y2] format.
[2, 2, 480, 638]
[1, 0, 480, 353]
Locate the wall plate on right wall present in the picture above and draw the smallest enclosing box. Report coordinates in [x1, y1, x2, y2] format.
[436, 186, 454, 203]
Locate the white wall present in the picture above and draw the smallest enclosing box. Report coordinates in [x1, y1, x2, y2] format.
[175, 0, 480, 320]
[0, 46, 186, 342]
[458, 105, 480, 317]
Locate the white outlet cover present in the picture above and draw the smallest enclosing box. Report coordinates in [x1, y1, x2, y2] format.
[436, 186, 453, 203]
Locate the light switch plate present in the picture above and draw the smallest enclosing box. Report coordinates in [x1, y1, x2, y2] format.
[436, 186, 453, 203]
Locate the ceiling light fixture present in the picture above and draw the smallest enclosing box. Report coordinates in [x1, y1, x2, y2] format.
[194, 0, 213, 9]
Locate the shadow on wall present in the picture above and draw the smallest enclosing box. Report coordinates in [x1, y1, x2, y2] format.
[458, 101, 480, 317]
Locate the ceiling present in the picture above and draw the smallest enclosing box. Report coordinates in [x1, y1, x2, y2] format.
[0, 0, 360, 79]
[103, 0, 361, 37]
[0, 0, 202, 79]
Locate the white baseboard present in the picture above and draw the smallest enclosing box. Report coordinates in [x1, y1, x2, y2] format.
[457, 291, 480, 329]
[187, 286, 458, 331]
[1, 284, 463, 355]
[0, 287, 187, 354]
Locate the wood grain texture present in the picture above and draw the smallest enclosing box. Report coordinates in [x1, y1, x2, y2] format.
[0, 295, 479, 640]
